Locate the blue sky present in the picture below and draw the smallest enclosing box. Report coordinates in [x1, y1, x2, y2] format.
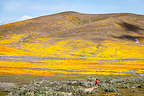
[0, 0, 144, 24]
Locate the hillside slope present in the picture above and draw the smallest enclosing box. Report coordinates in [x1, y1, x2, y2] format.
[0, 11, 144, 59]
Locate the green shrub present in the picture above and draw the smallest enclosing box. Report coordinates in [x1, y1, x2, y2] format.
[100, 83, 118, 92]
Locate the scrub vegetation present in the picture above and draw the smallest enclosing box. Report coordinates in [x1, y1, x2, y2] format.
[7, 76, 144, 96]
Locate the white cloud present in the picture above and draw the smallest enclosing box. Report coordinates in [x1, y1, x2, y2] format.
[0, 15, 34, 25]
[20, 15, 34, 20]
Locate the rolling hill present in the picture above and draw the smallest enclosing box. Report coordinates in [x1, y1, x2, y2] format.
[0, 11, 144, 59]
[0, 11, 144, 76]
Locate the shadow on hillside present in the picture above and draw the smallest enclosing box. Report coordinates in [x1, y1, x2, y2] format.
[113, 35, 142, 41]
[119, 22, 144, 34]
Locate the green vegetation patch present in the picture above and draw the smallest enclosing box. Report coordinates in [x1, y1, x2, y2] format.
[8, 76, 144, 96]
[91, 17, 107, 22]
[81, 17, 107, 25]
